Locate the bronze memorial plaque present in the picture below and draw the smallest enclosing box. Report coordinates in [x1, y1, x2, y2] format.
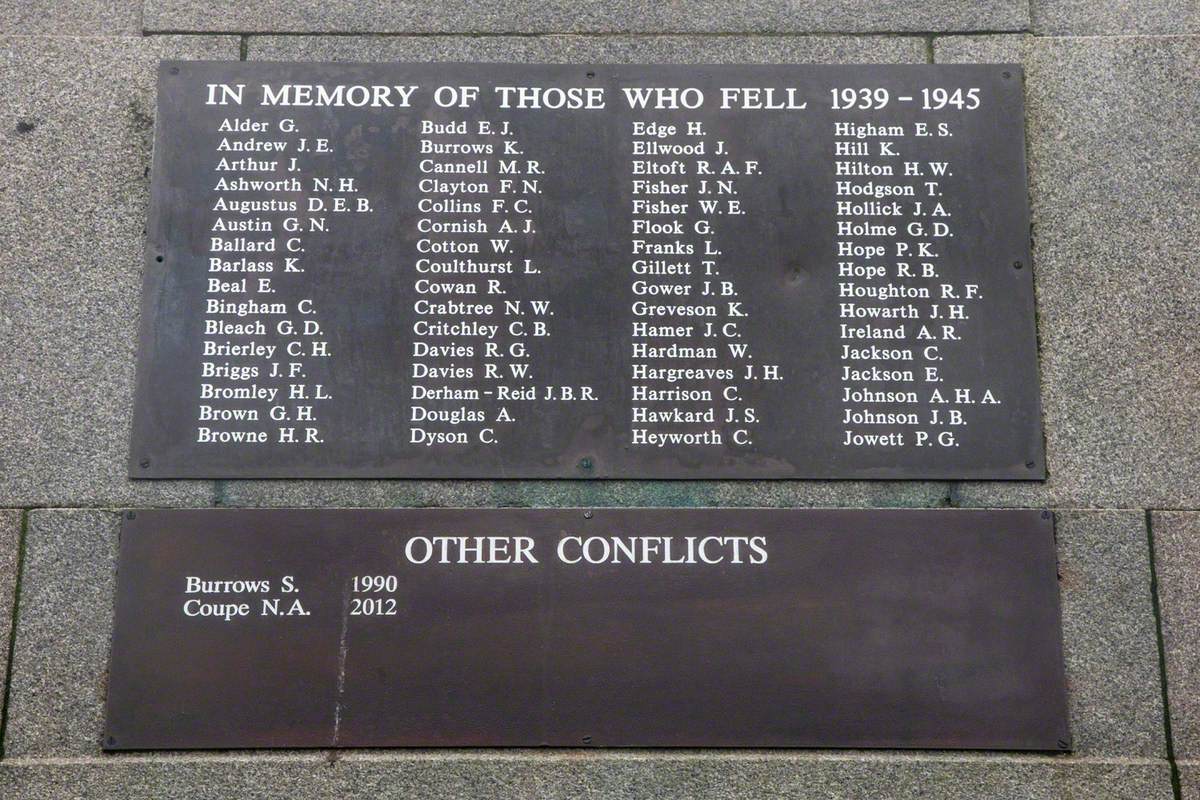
[104, 508, 1070, 750]
[130, 62, 1042, 479]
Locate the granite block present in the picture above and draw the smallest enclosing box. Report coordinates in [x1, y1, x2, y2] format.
[217, 479, 953, 510]
[0, 753, 1175, 799]
[0, 509, 21, 728]
[3, 510, 120, 757]
[1032, 0, 1199, 34]
[1055, 511, 1165, 757]
[1150, 512, 1200, 758]
[935, 34, 1200, 509]
[0, 35, 239, 507]
[1182, 761, 1200, 800]
[247, 31, 929, 64]
[147, 1, 1029, 34]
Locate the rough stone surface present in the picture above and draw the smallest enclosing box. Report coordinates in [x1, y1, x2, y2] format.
[1151, 512, 1200, 759]
[0, 754, 1174, 799]
[233, 33, 944, 509]
[0, 510, 20, 724]
[1032, 0, 1199, 34]
[1055, 511, 1164, 758]
[0, 1, 141, 34]
[1183, 762, 1200, 800]
[0, 36, 238, 507]
[148, 1, 1029, 34]
[3, 511, 120, 758]
[218, 479, 953, 510]
[936, 34, 1200, 509]
[248, 32, 928, 64]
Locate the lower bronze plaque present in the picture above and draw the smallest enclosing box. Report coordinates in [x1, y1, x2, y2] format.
[105, 509, 1069, 750]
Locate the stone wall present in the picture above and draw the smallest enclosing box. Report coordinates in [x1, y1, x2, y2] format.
[0, 2, 1196, 797]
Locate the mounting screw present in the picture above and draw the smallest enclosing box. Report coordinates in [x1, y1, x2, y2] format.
[1042, 511, 1052, 520]
[582, 736, 593, 744]
[126, 511, 136, 520]
[1013, 260, 1023, 270]
[1025, 460, 1037, 469]
[578, 457, 593, 471]
[105, 736, 116, 747]
[584, 511, 593, 520]
[1057, 739, 1069, 750]
[586, 71, 595, 79]
[169, 67, 179, 75]
[1002, 71, 1012, 79]
[156, 255, 164, 263]
[140, 459, 151, 469]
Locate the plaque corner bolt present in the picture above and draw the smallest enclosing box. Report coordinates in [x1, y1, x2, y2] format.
[584, 511, 593, 520]
[1025, 460, 1037, 470]
[139, 458, 151, 469]
[126, 511, 136, 520]
[1002, 70, 1012, 80]
[1012, 260, 1023, 270]
[169, 66, 179, 76]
